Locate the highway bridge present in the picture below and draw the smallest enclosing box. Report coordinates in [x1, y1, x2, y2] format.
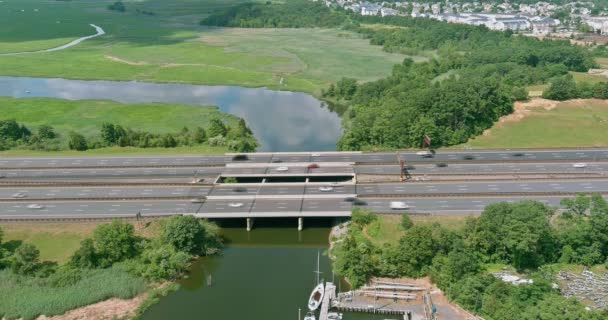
[1, 149, 607, 228]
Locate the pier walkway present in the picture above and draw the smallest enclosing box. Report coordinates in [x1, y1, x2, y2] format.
[319, 282, 336, 320]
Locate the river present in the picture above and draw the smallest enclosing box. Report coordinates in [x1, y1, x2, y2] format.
[0, 76, 342, 152]
[142, 219, 389, 320]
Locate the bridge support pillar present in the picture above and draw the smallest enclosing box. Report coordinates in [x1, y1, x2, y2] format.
[246, 218, 254, 231]
[298, 217, 303, 231]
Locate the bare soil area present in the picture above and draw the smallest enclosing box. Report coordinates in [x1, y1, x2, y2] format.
[482, 98, 604, 136]
[36, 293, 146, 320]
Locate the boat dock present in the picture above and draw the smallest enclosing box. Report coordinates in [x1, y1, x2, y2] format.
[319, 282, 336, 320]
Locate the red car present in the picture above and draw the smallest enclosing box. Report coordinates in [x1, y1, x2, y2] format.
[307, 163, 320, 169]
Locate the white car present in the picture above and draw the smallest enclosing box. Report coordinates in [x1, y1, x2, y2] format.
[416, 150, 431, 156]
[319, 186, 334, 192]
[311, 153, 321, 157]
[12, 192, 27, 198]
[573, 163, 587, 168]
[27, 204, 45, 209]
[276, 166, 289, 172]
[190, 198, 205, 203]
[228, 202, 244, 208]
[390, 201, 409, 210]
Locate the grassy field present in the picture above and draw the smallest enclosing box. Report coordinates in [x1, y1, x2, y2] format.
[365, 214, 472, 245]
[464, 99, 608, 148]
[0, 220, 165, 319]
[0, 267, 147, 320]
[0, 97, 237, 136]
[597, 57, 608, 69]
[0, 96, 240, 154]
[0, 220, 164, 264]
[0, 0, 406, 95]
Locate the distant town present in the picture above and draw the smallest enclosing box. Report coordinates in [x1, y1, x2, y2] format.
[317, 0, 608, 36]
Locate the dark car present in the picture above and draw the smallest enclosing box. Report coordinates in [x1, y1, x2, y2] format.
[435, 163, 448, 168]
[513, 152, 524, 157]
[463, 154, 475, 160]
[271, 158, 282, 163]
[344, 196, 356, 202]
[353, 199, 367, 206]
[233, 187, 247, 192]
[232, 154, 249, 161]
[404, 164, 416, 170]
[307, 163, 320, 169]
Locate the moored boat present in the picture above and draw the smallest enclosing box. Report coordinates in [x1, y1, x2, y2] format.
[307, 282, 325, 311]
[304, 311, 316, 320]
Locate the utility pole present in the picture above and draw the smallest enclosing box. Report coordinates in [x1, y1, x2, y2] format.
[397, 152, 405, 182]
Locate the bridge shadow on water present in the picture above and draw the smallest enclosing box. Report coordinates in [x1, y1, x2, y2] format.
[208, 217, 345, 247]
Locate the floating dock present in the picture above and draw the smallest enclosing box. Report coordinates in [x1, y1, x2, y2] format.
[319, 282, 336, 320]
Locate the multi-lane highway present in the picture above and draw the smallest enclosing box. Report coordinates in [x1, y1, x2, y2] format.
[3, 179, 607, 201]
[1, 149, 607, 219]
[2, 162, 607, 181]
[1, 148, 608, 168]
[0, 196, 595, 219]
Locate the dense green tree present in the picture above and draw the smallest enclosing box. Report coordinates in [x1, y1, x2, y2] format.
[108, 1, 125, 12]
[468, 201, 554, 269]
[162, 215, 208, 254]
[161, 134, 177, 148]
[100, 123, 117, 145]
[542, 75, 578, 100]
[207, 118, 228, 138]
[68, 132, 88, 151]
[129, 241, 191, 280]
[69, 238, 98, 269]
[351, 208, 378, 226]
[395, 224, 439, 276]
[400, 213, 413, 230]
[334, 78, 358, 100]
[11, 243, 40, 275]
[228, 136, 258, 153]
[202, 0, 350, 28]
[93, 220, 138, 267]
[333, 234, 376, 288]
[0, 119, 30, 141]
[192, 126, 207, 144]
[37, 125, 56, 140]
[432, 241, 481, 288]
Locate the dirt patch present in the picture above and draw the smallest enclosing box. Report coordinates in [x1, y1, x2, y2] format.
[105, 55, 148, 65]
[36, 292, 146, 320]
[482, 98, 565, 136]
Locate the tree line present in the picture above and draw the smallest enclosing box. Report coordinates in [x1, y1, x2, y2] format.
[201, 0, 353, 28]
[543, 74, 608, 100]
[202, 0, 603, 150]
[332, 195, 608, 319]
[0, 216, 221, 319]
[0, 118, 258, 153]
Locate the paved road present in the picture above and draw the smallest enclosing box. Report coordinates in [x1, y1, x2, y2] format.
[3, 162, 606, 181]
[356, 162, 608, 175]
[0, 196, 601, 219]
[3, 179, 607, 200]
[0, 167, 221, 180]
[2, 149, 607, 168]
[0, 186, 210, 200]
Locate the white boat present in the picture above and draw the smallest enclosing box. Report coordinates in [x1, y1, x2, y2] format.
[304, 311, 316, 320]
[327, 312, 343, 320]
[308, 251, 325, 311]
[308, 282, 325, 311]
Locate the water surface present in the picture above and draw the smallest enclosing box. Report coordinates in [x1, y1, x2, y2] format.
[142, 220, 391, 320]
[0, 76, 342, 151]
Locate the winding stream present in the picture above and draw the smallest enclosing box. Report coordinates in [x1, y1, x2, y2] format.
[0, 24, 105, 56]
